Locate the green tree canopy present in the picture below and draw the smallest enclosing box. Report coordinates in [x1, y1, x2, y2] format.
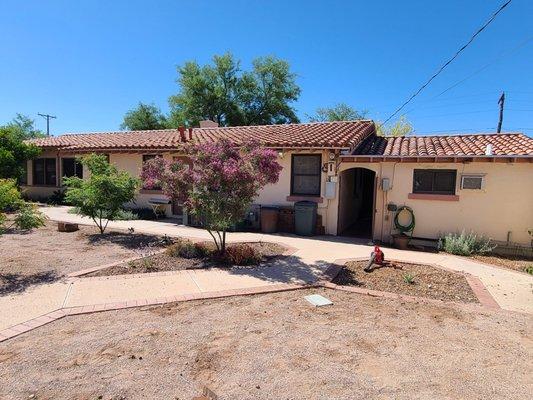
[307, 103, 367, 122]
[0, 125, 41, 180]
[64, 154, 139, 234]
[376, 116, 413, 137]
[168, 53, 301, 127]
[121, 103, 168, 131]
[5, 114, 45, 140]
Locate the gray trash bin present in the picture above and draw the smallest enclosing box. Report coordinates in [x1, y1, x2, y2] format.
[294, 201, 317, 236]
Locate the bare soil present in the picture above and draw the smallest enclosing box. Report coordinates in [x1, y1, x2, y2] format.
[471, 254, 533, 274]
[0, 288, 531, 399]
[0, 220, 163, 295]
[86, 242, 286, 277]
[333, 260, 479, 303]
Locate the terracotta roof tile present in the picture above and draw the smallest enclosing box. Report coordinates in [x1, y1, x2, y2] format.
[28, 120, 375, 151]
[353, 133, 533, 157]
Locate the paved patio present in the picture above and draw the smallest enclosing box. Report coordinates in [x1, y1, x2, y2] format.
[1, 205, 532, 341]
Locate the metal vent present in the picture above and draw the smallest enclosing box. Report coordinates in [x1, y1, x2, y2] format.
[461, 175, 484, 190]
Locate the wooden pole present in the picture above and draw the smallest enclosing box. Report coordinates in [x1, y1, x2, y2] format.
[497, 92, 505, 133]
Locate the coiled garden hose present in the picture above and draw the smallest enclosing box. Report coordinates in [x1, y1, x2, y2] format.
[394, 206, 415, 235]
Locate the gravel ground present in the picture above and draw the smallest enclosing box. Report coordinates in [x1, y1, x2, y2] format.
[334, 260, 479, 303]
[0, 220, 163, 294]
[0, 288, 531, 399]
[86, 242, 286, 277]
[471, 254, 533, 274]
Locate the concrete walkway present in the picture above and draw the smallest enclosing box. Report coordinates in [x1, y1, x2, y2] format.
[1, 205, 532, 338]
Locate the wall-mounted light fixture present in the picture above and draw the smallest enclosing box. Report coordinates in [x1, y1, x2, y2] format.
[278, 150, 284, 159]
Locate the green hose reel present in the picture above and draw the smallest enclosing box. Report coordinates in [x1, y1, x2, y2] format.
[394, 206, 415, 235]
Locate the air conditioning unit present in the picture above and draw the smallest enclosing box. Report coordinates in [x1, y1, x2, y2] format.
[461, 174, 484, 190]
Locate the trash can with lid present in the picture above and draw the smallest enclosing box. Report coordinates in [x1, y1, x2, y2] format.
[294, 201, 317, 236]
[260, 206, 279, 233]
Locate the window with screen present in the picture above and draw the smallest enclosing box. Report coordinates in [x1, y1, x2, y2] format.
[33, 158, 57, 186]
[291, 154, 322, 196]
[62, 158, 83, 179]
[413, 169, 456, 195]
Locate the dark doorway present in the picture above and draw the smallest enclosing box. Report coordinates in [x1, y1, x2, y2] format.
[337, 168, 376, 238]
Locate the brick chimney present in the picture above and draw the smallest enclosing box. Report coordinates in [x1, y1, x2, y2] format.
[178, 126, 186, 142]
[199, 120, 219, 128]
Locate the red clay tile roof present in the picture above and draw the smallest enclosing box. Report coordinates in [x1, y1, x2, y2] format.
[28, 120, 376, 151]
[353, 133, 533, 157]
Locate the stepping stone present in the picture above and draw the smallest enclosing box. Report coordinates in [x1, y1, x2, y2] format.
[304, 294, 333, 307]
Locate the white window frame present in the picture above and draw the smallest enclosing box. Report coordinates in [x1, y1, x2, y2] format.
[460, 174, 485, 190]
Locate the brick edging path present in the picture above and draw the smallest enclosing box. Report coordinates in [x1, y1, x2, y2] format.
[0, 261, 502, 343]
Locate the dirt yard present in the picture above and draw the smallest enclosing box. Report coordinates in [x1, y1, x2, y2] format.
[0, 288, 531, 399]
[86, 241, 286, 277]
[0, 220, 163, 295]
[333, 260, 479, 303]
[471, 254, 533, 274]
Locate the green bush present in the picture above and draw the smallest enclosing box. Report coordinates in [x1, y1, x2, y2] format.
[0, 179, 22, 211]
[439, 230, 495, 256]
[403, 273, 415, 284]
[525, 265, 533, 275]
[13, 203, 47, 230]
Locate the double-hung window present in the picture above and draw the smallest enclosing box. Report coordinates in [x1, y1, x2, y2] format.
[291, 154, 322, 196]
[413, 169, 456, 195]
[62, 158, 83, 179]
[33, 158, 57, 186]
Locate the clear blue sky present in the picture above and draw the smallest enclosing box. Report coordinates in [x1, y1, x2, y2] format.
[1, 0, 532, 136]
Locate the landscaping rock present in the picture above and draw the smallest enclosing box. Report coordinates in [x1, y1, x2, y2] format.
[57, 222, 79, 232]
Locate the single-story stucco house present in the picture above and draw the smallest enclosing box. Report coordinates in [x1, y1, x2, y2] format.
[24, 120, 533, 247]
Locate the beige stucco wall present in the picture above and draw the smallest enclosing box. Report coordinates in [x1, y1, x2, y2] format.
[333, 161, 533, 246]
[21, 150, 532, 245]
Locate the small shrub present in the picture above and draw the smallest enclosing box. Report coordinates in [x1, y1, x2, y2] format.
[166, 239, 199, 259]
[114, 209, 139, 221]
[13, 204, 47, 230]
[439, 230, 495, 256]
[403, 273, 415, 284]
[47, 189, 67, 205]
[222, 243, 261, 266]
[525, 265, 533, 275]
[194, 242, 214, 258]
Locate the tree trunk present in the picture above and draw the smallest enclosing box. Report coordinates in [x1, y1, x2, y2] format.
[221, 230, 227, 253]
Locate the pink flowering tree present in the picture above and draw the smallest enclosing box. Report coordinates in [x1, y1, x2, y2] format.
[141, 139, 282, 252]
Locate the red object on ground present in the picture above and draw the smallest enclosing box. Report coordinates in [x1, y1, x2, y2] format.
[373, 246, 384, 265]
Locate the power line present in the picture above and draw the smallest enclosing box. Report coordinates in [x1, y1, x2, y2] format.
[380, 0, 513, 126]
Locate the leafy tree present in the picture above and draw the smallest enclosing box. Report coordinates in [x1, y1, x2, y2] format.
[121, 103, 168, 131]
[307, 103, 367, 122]
[376, 116, 413, 137]
[168, 53, 300, 127]
[0, 126, 41, 180]
[141, 139, 282, 252]
[6, 114, 45, 140]
[64, 154, 139, 234]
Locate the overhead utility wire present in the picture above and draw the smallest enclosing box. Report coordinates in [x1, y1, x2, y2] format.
[380, 0, 513, 126]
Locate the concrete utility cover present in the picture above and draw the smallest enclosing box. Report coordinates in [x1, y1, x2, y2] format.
[304, 294, 333, 307]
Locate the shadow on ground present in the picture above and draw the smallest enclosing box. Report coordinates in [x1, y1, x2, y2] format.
[227, 254, 338, 285]
[0, 271, 60, 296]
[85, 231, 164, 250]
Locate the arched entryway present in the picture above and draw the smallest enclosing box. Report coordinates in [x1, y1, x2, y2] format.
[337, 167, 376, 237]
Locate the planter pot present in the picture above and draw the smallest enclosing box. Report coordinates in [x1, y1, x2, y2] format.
[393, 234, 410, 250]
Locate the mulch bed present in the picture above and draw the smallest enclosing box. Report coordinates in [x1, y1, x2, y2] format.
[470, 254, 533, 274]
[333, 260, 479, 303]
[85, 242, 286, 277]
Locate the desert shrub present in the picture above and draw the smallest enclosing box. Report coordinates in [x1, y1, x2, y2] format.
[439, 230, 495, 256]
[194, 242, 215, 258]
[12, 203, 47, 230]
[166, 239, 199, 259]
[114, 209, 139, 221]
[525, 265, 533, 275]
[46, 189, 67, 205]
[222, 243, 261, 266]
[0, 179, 22, 211]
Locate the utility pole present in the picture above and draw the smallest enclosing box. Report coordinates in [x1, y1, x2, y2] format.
[38, 113, 56, 136]
[497, 92, 505, 133]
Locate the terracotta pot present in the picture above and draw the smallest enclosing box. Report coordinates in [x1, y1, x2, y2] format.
[393, 234, 410, 250]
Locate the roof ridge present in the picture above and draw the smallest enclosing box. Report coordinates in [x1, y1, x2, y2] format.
[384, 132, 526, 139]
[194, 119, 374, 131]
